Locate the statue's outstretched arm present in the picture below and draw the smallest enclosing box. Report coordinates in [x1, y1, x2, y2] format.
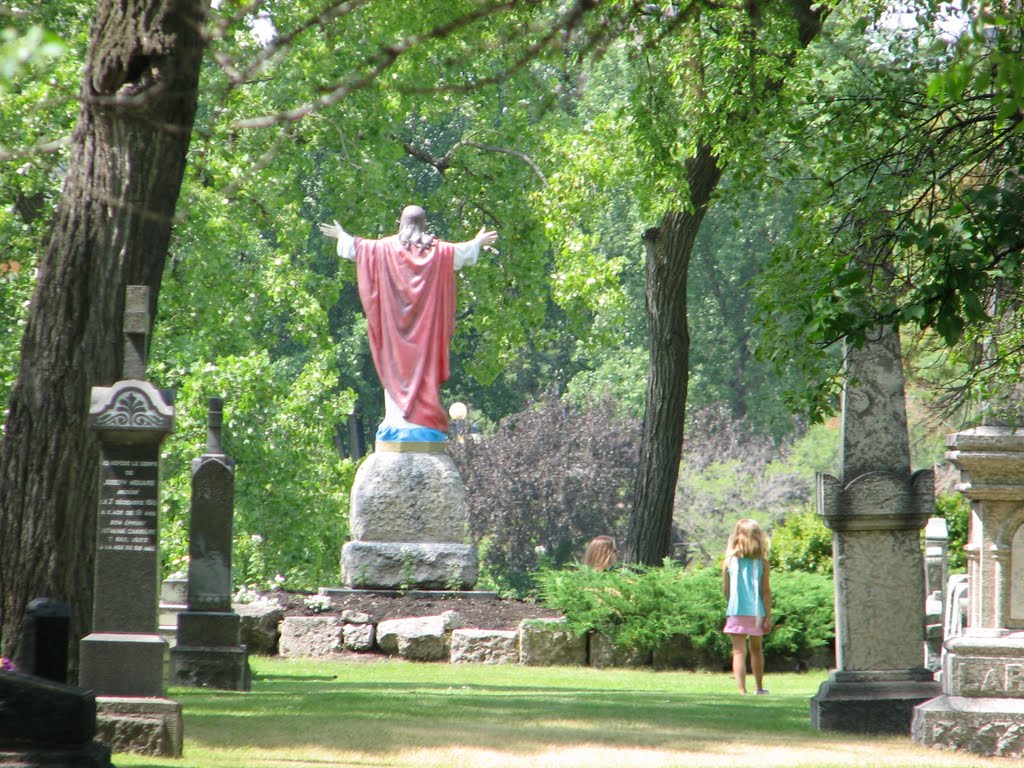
[320, 219, 355, 261]
[454, 226, 498, 270]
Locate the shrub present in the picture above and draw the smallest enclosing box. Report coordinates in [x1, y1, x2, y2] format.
[934, 492, 969, 573]
[537, 561, 834, 666]
[769, 507, 833, 575]
[449, 391, 638, 598]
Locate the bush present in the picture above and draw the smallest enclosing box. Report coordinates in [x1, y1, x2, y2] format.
[934, 492, 969, 573]
[449, 391, 638, 598]
[769, 507, 833, 576]
[537, 561, 834, 666]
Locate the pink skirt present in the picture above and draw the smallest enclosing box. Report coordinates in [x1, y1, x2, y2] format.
[723, 615, 765, 637]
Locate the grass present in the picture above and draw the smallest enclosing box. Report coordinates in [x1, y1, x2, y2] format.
[113, 657, 1002, 768]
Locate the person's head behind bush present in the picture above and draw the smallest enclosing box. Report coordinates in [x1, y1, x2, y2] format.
[582, 536, 617, 571]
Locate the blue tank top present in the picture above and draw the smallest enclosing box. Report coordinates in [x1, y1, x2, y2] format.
[726, 556, 765, 617]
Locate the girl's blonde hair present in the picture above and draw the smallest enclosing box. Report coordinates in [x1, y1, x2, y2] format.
[722, 518, 770, 570]
[582, 536, 617, 571]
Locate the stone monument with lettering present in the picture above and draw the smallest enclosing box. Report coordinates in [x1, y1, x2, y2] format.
[913, 427, 1024, 757]
[169, 397, 251, 690]
[810, 326, 940, 733]
[78, 286, 182, 757]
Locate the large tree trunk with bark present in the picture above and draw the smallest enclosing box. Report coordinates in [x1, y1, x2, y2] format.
[0, 0, 208, 678]
[625, 1, 826, 566]
[626, 145, 722, 565]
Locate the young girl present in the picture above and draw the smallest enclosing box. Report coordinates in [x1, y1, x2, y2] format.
[722, 518, 773, 695]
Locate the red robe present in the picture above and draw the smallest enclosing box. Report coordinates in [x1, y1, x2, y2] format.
[355, 235, 456, 433]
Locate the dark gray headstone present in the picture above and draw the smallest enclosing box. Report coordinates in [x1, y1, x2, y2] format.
[21, 598, 70, 683]
[170, 398, 251, 690]
[0, 672, 111, 766]
[78, 286, 182, 758]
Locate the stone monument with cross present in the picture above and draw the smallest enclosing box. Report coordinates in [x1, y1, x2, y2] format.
[169, 397, 251, 690]
[78, 285, 183, 757]
[810, 326, 940, 733]
[913, 425, 1024, 756]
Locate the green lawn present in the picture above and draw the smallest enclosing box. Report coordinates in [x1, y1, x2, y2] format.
[115, 657, 1000, 768]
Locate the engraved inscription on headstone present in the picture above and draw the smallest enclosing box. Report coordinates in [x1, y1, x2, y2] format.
[98, 445, 158, 554]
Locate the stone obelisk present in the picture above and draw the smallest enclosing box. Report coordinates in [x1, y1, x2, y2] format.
[810, 325, 940, 733]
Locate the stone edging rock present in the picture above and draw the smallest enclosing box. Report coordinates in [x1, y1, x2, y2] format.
[240, 602, 834, 670]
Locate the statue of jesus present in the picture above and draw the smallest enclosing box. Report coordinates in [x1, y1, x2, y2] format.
[320, 205, 497, 443]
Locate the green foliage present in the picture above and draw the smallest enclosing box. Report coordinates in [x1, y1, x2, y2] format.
[449, 392, 638, 598]
[934, 492, 970, 573]
[753, 2, 1024, 420]
[156, 351, 356, 590]
[0, 26, 63, 89]
[674, 405, 825, 565]
[537, 561, 716, 654]
[768, 570, 836, 659]
[769, 507, 833, 576]
[538, 562, 834, 663]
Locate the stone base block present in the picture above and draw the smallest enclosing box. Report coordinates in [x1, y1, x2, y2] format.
[95, 697, 182, 758]
[234, 601, 285, 655]
[351, 450, 467, 542]
[518, 618, 587, 666]
[279, 616, 342, 657]
[343, 622, 376, 652]
[79, 633, 166, 698]
[342, 541, 478, 590]
[589, 632, 652, 668]
[912, 694, 1024, 757]
[0, 671, 113, 766]
[176, 611, 241, 647]
[810, 672, 941, 734]
[942, 634, 1024, 697]
[169, 645, 251, 690]
[450, 629, 519, 664]
[377, 612, 463, 661]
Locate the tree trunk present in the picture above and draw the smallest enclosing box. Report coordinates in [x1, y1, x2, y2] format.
[626, 145, 722, 565]
[0, 0, 208, 678]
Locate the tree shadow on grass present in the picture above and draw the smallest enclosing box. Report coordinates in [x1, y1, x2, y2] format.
[179, 677, 817, 757]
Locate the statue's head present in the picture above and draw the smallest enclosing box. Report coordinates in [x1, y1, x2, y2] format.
[398, 205, 435, 250]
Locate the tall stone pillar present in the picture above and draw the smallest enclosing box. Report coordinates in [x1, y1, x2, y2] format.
[810, 326, 940, 733]
[913, 427, 1024, 757]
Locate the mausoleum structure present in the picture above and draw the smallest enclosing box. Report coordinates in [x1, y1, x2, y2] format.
[913, 427, 1024, 757]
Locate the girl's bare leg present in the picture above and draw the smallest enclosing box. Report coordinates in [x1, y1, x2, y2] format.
[749, 634, 765, 692]
[730, 634, 748, 693]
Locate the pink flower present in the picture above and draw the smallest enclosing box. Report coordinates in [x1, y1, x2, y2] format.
[0, 657, 15, 672]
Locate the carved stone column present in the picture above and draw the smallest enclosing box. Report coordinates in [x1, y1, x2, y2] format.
[913, 427, 1024, 757]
